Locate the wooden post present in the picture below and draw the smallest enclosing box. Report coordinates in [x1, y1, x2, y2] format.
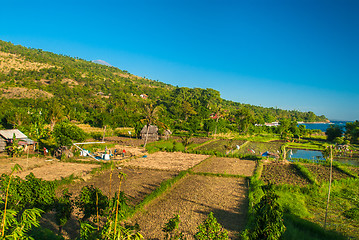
[102, 125, 107, 142]
[324, 145, 333, 229]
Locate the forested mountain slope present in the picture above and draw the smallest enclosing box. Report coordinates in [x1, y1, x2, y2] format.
[0, 40, 327, 135]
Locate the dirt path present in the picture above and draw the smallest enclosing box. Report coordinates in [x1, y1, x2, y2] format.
[128, 175, 248, 239]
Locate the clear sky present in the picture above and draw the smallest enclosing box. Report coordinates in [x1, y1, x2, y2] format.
[1, 0, 358, 121]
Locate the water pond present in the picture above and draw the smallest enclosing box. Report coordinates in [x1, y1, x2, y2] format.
[287, 149, 359, 166]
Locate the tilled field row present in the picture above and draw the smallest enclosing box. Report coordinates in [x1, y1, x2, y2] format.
[128, 174, 248, 240]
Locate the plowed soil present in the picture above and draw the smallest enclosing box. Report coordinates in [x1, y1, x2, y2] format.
[261, 163, 311, 186]
[192, 157, 256, 176]
[121, 152, 209, 171]
[304, 164, 352, 183]
[66, 167, 178, 205]
[128, 175, 248, 240]
[0, 156, 99, 181]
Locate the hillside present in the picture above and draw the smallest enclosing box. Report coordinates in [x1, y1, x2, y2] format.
[0, 40, 327, 135]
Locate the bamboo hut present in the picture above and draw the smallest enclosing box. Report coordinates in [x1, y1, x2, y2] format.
[140, 125, 159, 141]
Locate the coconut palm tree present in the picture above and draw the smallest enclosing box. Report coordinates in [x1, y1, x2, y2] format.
[141, 103, 163, 147]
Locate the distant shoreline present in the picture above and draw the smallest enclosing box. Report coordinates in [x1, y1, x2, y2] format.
[297, 121, 331, 124]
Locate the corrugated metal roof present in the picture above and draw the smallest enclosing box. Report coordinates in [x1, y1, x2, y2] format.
[0, 129, 28, 139]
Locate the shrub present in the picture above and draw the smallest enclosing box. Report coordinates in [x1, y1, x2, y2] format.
[194, 212, 228, 240]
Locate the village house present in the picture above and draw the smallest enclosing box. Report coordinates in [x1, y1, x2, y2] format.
[0, 129, 35, 152]
[140, 125, 159, 141]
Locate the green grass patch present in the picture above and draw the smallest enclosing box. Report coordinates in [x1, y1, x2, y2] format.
[274, 185, 312, 218]
[146, 139, 187, 153]
[285, 141, 325, 151]
[294, 163, 319, 185]
[125, 170, 190, 219]
[189, 171, 248, 179]
[332, 162, 358, 178]
[282, 214, 346, 240]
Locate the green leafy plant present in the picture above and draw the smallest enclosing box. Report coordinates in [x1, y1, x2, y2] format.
[162, 214, 185, 240]
[0, 207, 44, 240]
[194, 212, 228, 240]
[55, 189, 73, 234]
[0, 173, 56, 212]
[5, 134, 23, 157]
[76, 185, 108, 221]
[53, 121, 86, 147]
[242, 183, 286, 240]
[1, 164, 22, 238]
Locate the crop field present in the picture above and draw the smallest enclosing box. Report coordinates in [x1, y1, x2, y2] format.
[2, 138, 358, 240]
[66, 167, 178, 205]
[304, 164, 352, 183]
[192, 157, 256, 176]
[128, 175, 248, 239]
[120, 151, 210, 171]
[347, 166, 359, 176]
[261, 163, 311, 186]
[236, 141, 283, 156]
[195, 139, 247, 153]
[0, 156, 99, 181]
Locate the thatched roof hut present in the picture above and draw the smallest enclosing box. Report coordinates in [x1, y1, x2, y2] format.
[140, 125, 159, 141]
[161, 129, 172, 140]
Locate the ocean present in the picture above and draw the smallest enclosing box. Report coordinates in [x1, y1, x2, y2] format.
[298, 121, 350, 132]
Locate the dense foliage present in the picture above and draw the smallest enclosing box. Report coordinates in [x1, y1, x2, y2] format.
[0, 40, 328, 140]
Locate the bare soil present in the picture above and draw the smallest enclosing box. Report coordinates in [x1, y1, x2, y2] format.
[128, 175, 248, 239]
[261, 162, 311, 186]
[15, 162, 99, 181]
[1, 87, 53, 99]
[121, 152, 209, 171]
[0, 51, 55, 72]
[304, 164, 353, 183]
[104, 136, 146, 147]
[0, 156, 99, 181]
[65, 167, 178, 205]
[192, 157, 256, 176]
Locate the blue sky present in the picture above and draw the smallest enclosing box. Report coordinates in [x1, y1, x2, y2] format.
[1, 0, 358, 121]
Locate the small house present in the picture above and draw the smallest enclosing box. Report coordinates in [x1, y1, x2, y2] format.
[161, 129, 172, 140]
[140, 125, 159, 141]
[0, 129, 35, 152]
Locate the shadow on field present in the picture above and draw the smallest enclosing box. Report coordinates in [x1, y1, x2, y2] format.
[283, 214, 347, 240]
[180, 180, 248, 234]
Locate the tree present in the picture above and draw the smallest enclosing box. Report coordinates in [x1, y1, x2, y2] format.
[235, 108, 255, 134]
[278, 118, 291, 140]
[47, 99, 64, 131]
[345, 121, 359, 144]
[53, 121, 86, 147]
[140, 103, 163, 147]
[325, 125, 343, 142]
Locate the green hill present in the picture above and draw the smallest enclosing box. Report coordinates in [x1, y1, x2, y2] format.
[0, 40, 327, 136]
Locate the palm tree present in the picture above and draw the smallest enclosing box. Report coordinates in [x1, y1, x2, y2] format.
[141, 103, 163, 147]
